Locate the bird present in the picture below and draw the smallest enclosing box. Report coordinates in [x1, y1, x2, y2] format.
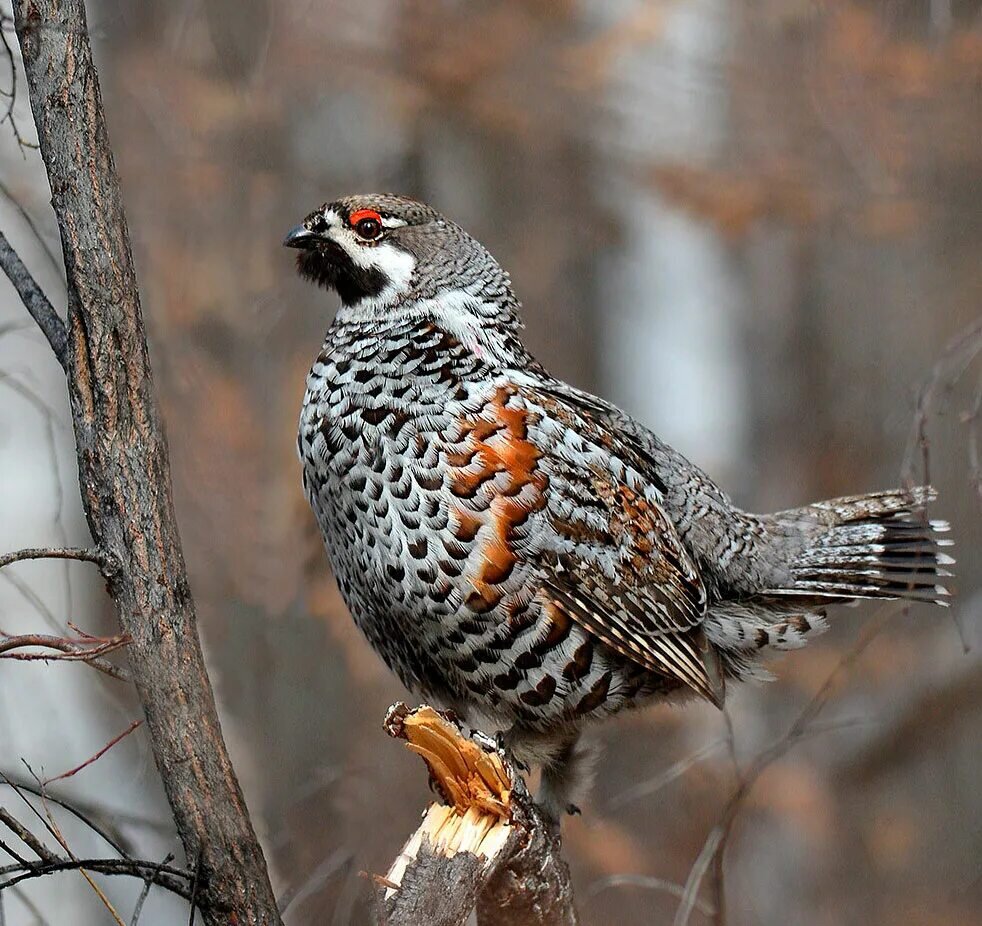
[286, 193, 954, 821]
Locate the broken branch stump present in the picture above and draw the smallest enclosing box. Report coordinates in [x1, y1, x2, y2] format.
[376, 703, 578, 926]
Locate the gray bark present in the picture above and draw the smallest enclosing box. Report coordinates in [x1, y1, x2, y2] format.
[10, 2, 282, 923]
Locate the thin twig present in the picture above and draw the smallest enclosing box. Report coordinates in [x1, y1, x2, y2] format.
[0, 856, 192, 898]
[588, 873, 715, 917]
[0, 774, 189, 911]
[0, 231, 66, 368]
[0, 772, 171, 850]
[36, 795, 127, 926]
[607, 738, 727, 809]
[188, 853, 201, 926]
[0, 12, 37, 153]
[675, 607, 900, 926]
[0, 774, 134, 858]
[0, 631, 131, 682]
[0, 838, 26, 867]
[0, 809, 56, 863]
[0, 547, 104, 571]
[277, 847, 351, 917]
[4, 767, 77, 865]
[902, 316, 982, 487]
[962, 374, 982, 515]
[130, 853, 174, 926]
[42, 720, 143, 786]
[0, 631, 128, 658]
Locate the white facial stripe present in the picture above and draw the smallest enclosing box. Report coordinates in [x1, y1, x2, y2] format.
[343, 236, 415, 279]
[318, 208, 415, 314]
[328, 234, 416, 314]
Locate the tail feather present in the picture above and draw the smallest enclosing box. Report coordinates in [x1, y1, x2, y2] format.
[765, 486, 954, 607]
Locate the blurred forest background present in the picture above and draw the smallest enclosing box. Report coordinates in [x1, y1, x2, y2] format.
[2, 1, 981, 924]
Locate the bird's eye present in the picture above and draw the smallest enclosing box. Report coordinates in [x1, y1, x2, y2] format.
[350, 209, 383, 241]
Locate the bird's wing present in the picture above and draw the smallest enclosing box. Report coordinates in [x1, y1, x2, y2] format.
[450, 377, 720, 704]
[529, 376, 778, 601]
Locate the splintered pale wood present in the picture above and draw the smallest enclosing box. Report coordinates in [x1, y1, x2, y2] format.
[385, 804, 514, 899]
[382, 704, 516, 897]
[379, 703, 519, 925]
[378, 704, 578, 926]
[387, 703, 512, 818]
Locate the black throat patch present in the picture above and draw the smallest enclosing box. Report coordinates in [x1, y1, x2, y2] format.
[296, 241, 390, 305]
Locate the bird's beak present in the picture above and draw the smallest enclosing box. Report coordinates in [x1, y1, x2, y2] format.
[283, 225, 317, 249]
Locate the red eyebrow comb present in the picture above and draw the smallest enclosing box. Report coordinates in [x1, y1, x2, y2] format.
[349, 209, 382, 225]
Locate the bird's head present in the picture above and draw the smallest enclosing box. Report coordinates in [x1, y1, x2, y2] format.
[285, 195, 524, 355]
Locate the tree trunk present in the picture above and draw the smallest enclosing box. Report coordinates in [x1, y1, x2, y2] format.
[11, 2, 282, 922]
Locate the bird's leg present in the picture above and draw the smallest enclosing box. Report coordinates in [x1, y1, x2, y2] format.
[496, 727, 530, 772]
[538, 732, 598, 823]
[504, 728, 598, 823]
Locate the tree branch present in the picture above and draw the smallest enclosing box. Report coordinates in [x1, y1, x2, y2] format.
[0, 776, 192, 903]
[10, 2, 281, 922]
[0, 231, 66, 368]
[42, 719, 143, 786]
[0, 772, 156, 859]
[0, 629, 131, 681]
[0, 547, 104, 570]
[675, 606, 900, 926]
[1, 855, 192, 899]
[129, 852, 174, 926]
[377, 704, 578, 926]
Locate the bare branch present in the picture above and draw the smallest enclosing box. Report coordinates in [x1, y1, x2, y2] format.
[902, 315, 982, 487]
[0, 773, 192, 905]
[0, 855, 192, 899]
[0, 810, 56, 864]
[0, 630, 131, 682]
[130, 853, 174, 926]
[607, 738, 727, 810]
[840, 664, 982, 784]
[42, 719, 142, 786]
[0, 837, 26, 867]
[0, 773, 148, 858]
[0, 547, 104, 571]
[675, 606, 901, 926]
[277, 848, 351, 918]
[0, 12, 37, 153]
[188, 854, 202, 926]
[0, 231, 65, 368]
[587, 874, 715, 918]
[963, 374, 982, 515]
[4, 772, 143, 924]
